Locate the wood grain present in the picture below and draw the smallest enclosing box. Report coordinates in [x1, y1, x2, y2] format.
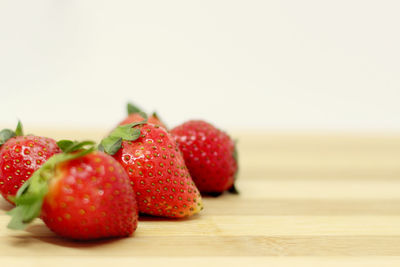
[0, 130, 400, 266]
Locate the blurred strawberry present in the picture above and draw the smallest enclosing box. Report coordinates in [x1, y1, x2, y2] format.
[171, 120, 238, 196]
[0, 122, 61, 203]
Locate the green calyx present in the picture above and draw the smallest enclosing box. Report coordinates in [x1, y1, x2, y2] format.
[0, 130, 15, 146]
[57, 140, 96, 153]
[15, 121, 23, 136]
[152, 112, 160, 120]
[127, 102, 166, 128]
[127, 102, 144, 115]
[0, 121, 24, 146]
[99, 115, 148, 155]
[7, 141, 96, 230]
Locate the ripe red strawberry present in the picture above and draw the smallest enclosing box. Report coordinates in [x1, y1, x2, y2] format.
[100, 120, 203, 218]
[8, 142, 138, 240]
[0, 122, 61, 203]
[171, 120, 238, 195]
[118, 102, 167, 129]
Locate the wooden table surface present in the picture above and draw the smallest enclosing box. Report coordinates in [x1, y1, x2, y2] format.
[1, 129, 400, 266]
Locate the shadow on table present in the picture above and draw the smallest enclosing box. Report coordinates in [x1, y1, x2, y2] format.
[9, 223, 128, 248]
[139, 213, 201, 222]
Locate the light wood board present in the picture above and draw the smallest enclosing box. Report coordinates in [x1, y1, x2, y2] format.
[1, 130, 400, 266]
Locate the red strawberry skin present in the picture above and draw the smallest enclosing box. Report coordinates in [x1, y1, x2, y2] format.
[41, 151, 138, 240]
[113, 124, 202, 218]
[0, 135, 61, 203]
[171, 120, 238, 194]
[119, 113, 166, 129]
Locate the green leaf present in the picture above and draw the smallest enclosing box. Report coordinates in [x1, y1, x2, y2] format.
[152, 112, 159, 120]
[127, 102, 143, 115]
[15, 178, 31, 198]
[0, 121, 26, 146]
[7, 206, 33, 229]
[15, 121, 24, 136]
[57, 140, 74, 152]
[138, 111, 148, 121]
[111, 124, 141, 141]
[99, 136, 122, 155]
[68, 140, 96, 152]
[98, 143, 105, 152]
[57, 140, 96, 153]
[100, 117, 148, 155]
[0, 129, 15, 146]
[7, 143, 96, 230]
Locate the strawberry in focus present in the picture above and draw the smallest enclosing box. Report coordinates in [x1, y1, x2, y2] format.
[100, 119, 203, 218]
[171, 120, 238, 196]
[7, 141, 138, 240]
[118, 102, 166, 129]
[0, 122, 61, 203]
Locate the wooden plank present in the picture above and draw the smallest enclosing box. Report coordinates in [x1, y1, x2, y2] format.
[0, 234, 400, 257]
[3, 196, 400, 217]
[235, 179, 400, 199]
[3, 257, 400, 267]
[0, 131, 399, 266]
[202, 198, 400, 216]
[19, 129, 400, 180]
[2, 215, 400, 238]
[241, 168, 400, 180]
[239, 148, 400, 180]
[235, 132, 400, 180]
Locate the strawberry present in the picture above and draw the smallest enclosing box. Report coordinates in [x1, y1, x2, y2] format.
[118, 102, 167, 129]
[7, 141, 138, 240]
[100, 119, 203, 218]
[171, 120, 238, 196]
[0, 122, 61, 203]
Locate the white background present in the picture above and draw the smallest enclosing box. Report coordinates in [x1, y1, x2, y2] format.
[0, 0, 399, 131]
